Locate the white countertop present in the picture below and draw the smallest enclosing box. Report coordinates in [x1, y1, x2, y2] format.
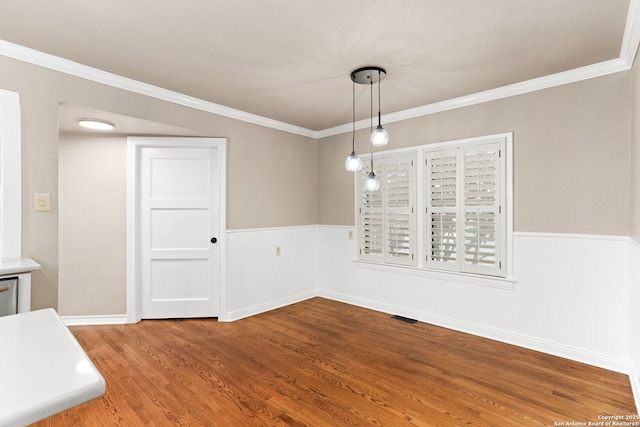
[0, 257, 41, 276]
[0, 308, 106, 426]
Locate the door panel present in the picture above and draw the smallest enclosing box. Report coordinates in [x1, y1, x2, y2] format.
[149, 157, 210, 199]
[150, 209, 208, 249]
[140, 145, 219, 318]
[150, 260, 210, 299]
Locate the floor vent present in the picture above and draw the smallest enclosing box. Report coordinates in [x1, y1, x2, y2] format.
[391, 315, 418, 324]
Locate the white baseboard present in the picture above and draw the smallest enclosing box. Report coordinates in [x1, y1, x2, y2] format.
[221, 290, 316, 322]
[61, 289, 316, 325]
[61, 314, 127, 326]
[317, 289, 630, 374]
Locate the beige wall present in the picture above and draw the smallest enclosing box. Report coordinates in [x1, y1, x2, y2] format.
[58, 134, 127, 316]
[0, 55, 317, 311]
[0, 51, 634, 313]
[318, 72, 632, 236]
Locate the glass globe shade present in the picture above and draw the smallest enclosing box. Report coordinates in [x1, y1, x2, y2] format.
[364, 172, 381, 191]
[345, 152, 363, 172]
[370, 125, 389, 146]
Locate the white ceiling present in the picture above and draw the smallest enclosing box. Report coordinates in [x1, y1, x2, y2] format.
[0, 0, 634, 134]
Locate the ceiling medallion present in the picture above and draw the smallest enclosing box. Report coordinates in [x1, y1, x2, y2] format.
[350, 66, 386, 85]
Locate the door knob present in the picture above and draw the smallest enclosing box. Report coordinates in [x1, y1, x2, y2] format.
[210, 237, 217, 244]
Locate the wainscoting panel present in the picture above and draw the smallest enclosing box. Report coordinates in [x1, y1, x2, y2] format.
[316, 226, 632, 374]
[224, 226, 318, 321]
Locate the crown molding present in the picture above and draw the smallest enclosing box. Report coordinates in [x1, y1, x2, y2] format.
[621, 0, 640, 66]
[0, 39, 317, 139]
[0, 0, 638, 141]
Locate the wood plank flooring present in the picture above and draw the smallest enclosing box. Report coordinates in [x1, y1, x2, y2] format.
[34, 298, 636, 426]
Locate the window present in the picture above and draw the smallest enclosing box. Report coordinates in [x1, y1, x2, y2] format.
[358, 153, 416, 266]
[356, 133, 511, 280]
[425, 140, 505, 277]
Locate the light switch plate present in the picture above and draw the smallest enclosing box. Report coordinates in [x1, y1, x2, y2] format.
[34, 193, 51, 212]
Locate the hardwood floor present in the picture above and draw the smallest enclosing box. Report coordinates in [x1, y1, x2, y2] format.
[34, 298, 636, 426]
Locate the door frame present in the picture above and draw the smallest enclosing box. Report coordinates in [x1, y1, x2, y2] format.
[126, 137, 227, 323]
[0, 89, 22, 258]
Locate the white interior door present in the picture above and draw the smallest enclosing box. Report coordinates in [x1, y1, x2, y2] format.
[139, 142, 220, 318]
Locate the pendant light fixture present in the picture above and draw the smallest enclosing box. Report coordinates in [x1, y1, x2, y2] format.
[344, 81, 363, 172]
[349, 66, 387, 191]
[363, 78, 381, 191]
[370, 69, 389, 147]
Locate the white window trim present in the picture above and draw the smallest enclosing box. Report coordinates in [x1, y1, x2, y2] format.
[354, 132, 514, 290]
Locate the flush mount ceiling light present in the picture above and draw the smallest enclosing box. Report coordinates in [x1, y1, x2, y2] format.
[77, 119, 115, 131]
[346, 66, 388, 191]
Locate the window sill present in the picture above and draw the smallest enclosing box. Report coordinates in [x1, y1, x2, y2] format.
[353, 260, 516, 290]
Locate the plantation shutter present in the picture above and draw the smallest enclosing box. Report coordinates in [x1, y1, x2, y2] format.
[384, 154, 416, 266]
[462, 143, 503, 276]
[425, 149, 460, 271]
[358, 134, 508, 277]
[358, 161, 384, 262]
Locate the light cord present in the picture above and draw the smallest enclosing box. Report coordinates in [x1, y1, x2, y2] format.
[370, 79, 374, 170]
[352, 81, 355, 152]
[378, 70, 382, 125]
